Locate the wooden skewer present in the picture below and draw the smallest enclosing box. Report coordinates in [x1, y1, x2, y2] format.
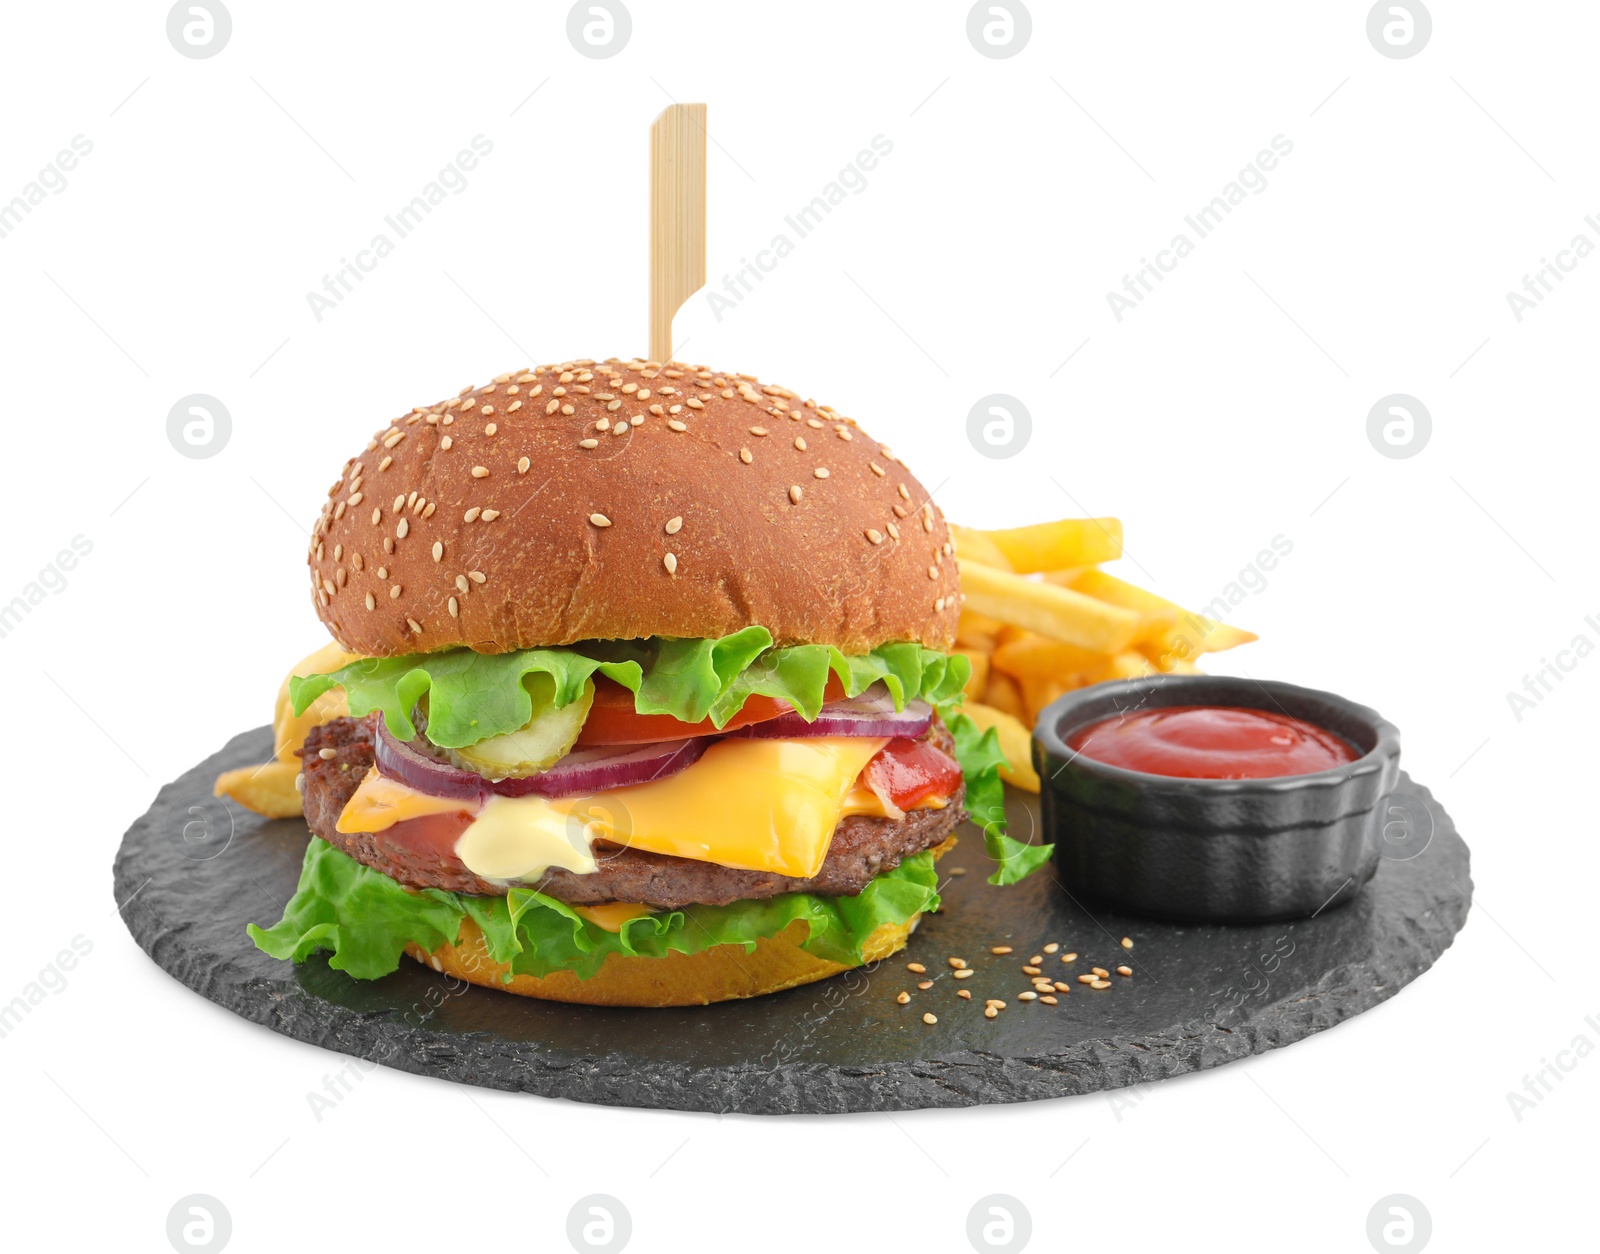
[649, 103, 707, 364]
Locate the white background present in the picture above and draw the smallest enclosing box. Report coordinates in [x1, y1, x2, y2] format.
[1, 2, 1594, 1251]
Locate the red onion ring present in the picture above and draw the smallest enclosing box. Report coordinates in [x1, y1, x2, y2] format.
[375, 719, 708, 800]
[732, 690, 933, 740]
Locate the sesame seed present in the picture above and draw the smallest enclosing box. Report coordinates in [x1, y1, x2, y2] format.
[807, 418, 823, 429]
[561, 405, 575, 415]
[468, 570, 485, 583]
[984, 1006, 998, 1019]
[431, 542, 443, 562]
[383, 538, 394, 554]
[446, 596, 458, 618]
[546, 400, 560, 415]
[814, 467, 829, 479]
[579, 438, 599, 448]
[383, 431, 405, 449]
[629, 414, 644, 426]
[986, 999, 1007, 1009]
[1022, 966, 1041, 976]
[917, 980, 933, 990]
[789, 485, 803, 503]
[836, 427, 852, 441]
[471, 466, 489, 478]
[485, 422, 497, 435]
[611, 423, 627, 437]
[596, 417, 611, 431]
[371, 508, 382, 526]
[518, 456, 530, 474]
[1121, 937, 1133, 949]
[794, 436, 807, 451]
[958, 989, 973, 1000]
[463, 508, 480, 522]
[508, 401, 522, 413]
[892, 504, 908, 518]
[948, 957, 966, 970]
[991, 946, 1013, 955]
[1017, 991, 1039, 1001]
[953, 968, 974, 980]
[750, 426, 768, 436]
[1054, 981, 1071, 992]
[590, 513, 611, 528]
[480, 509, 499, 521]
[442, 413, 455, 425]
[1091, 979, 1112, 990]
[1040, 995, 1058, 1005]
[441, 435, 453, 450]
[407, 618, 422, 634]
[482, 407, 495, 418]
[665, 516, 683, 535]
[364, 592, 375, 611]
[396, 518, 409, 539]
[1061, 952, 1078, 962]
[923, 514, 934, 533]
[456, 575, 470, 594]
[1092, 967, 1109, 977]
[1117, 966, 1133, 977]
[1043, 943, 1059, 954]
[390, 585, 402, 599]
[865, 528, 883, 545]
[927, 566, 938, 579]
[686, 398, 704, 409]
[667, 420, 687, 432]
[897, 484, 911, 500]
[739, 448, 753, 464]
[887, 523, 900, 540]
[906, 963, 926, 974]
[663, 552, 678, 575]
[1077, 974, 1096, 984]
[896, 992, 910, 1005]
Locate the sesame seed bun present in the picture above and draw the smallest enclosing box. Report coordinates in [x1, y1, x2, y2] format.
[307, 359, 959, 657]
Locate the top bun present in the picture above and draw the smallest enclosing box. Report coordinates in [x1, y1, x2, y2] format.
[306, 358, 960, 657]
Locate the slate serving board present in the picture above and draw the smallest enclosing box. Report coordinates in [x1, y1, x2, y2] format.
[113, 727, 1472, 1115]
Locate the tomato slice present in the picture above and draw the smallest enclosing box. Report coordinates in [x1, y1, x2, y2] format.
[863, 736, 964, 812]
[576, 675, 847, 746]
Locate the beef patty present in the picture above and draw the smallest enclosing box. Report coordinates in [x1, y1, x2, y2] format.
[299, 715, 966, 908]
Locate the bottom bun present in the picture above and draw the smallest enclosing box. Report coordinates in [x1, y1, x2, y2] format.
[403, 837, 957, 1007]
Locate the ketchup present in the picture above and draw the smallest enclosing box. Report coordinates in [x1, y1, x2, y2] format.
[1066, 705, 1358, 780]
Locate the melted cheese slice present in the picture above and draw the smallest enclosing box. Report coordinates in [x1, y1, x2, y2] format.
[337, 770, 479, 832]
[572, 902, 656, 932]
[455, 736, 890, 882]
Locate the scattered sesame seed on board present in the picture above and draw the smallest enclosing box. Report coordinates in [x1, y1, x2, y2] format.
[1092, 967, 1109, 977]
[1017, 991, 1038, 1001]
[984, 1006, 998, 1019]
[1054, 981, 1072, 993]
[957, 989, 972, 1000]
[947, 957, 966, 970]
[1022, 966, 1041, 976]
[1091, 979, 1112, 990]
[1040, 995, 1058, 1005]
[953, 969, 974, 980]
[1117, 965, 1133, 977]
[665, 516, 683, 535]
[1121, 937, 1133, 949]
[1029, 954, 1043, 964]
[991, 946, 1013, 955]
[922, 1013, 937, 1025]
[1062, 952, 1078, 962]
[917, 980, 933, 990]
[1077, 974, 1096, 985]
[1043, 943, 1060, 954]
[589, 513, 611, 528]
[906, 962, 926, 974]
[896, 992, 910, 1005]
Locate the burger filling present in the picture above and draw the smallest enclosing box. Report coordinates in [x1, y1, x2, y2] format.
[249, 627, 1048, 981]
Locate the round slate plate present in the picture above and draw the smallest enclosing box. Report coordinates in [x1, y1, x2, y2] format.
[114, 728, 1472, 1115]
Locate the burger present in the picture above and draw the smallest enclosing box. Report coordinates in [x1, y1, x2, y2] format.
[245, 358, 1049, 1007]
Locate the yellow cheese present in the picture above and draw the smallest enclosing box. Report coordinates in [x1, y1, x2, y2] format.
[572, 902, 657, 932]
[336, 769, 478, 833]
[331, 734, 970, 887]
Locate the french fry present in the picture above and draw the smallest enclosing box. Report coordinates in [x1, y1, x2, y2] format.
[949, 525, 1014, 571]
[956, 609, 1006, 650]
[982, 670, 1027, 720]
[991, 633, 1108, 683]
[958, 559, 1142, 654]
[963, 702, 1041, 792]
[955, 646, 990, 701]
[1086, 651, 1158, 684]
[1066, 569, 1257, 658]
[216, 642, 358, 819]
[1020, 676, 1071, 727]
[214, 760, 304, 820]
[981, 518, 1123, 573]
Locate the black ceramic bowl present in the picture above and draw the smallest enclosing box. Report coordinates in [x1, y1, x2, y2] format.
[1033, 675, 1401, 923]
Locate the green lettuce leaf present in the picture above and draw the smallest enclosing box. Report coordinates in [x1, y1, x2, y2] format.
[290, 630, 968, 749]
[939, 704, 1054, 886]
[248, 838, 942, 982]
